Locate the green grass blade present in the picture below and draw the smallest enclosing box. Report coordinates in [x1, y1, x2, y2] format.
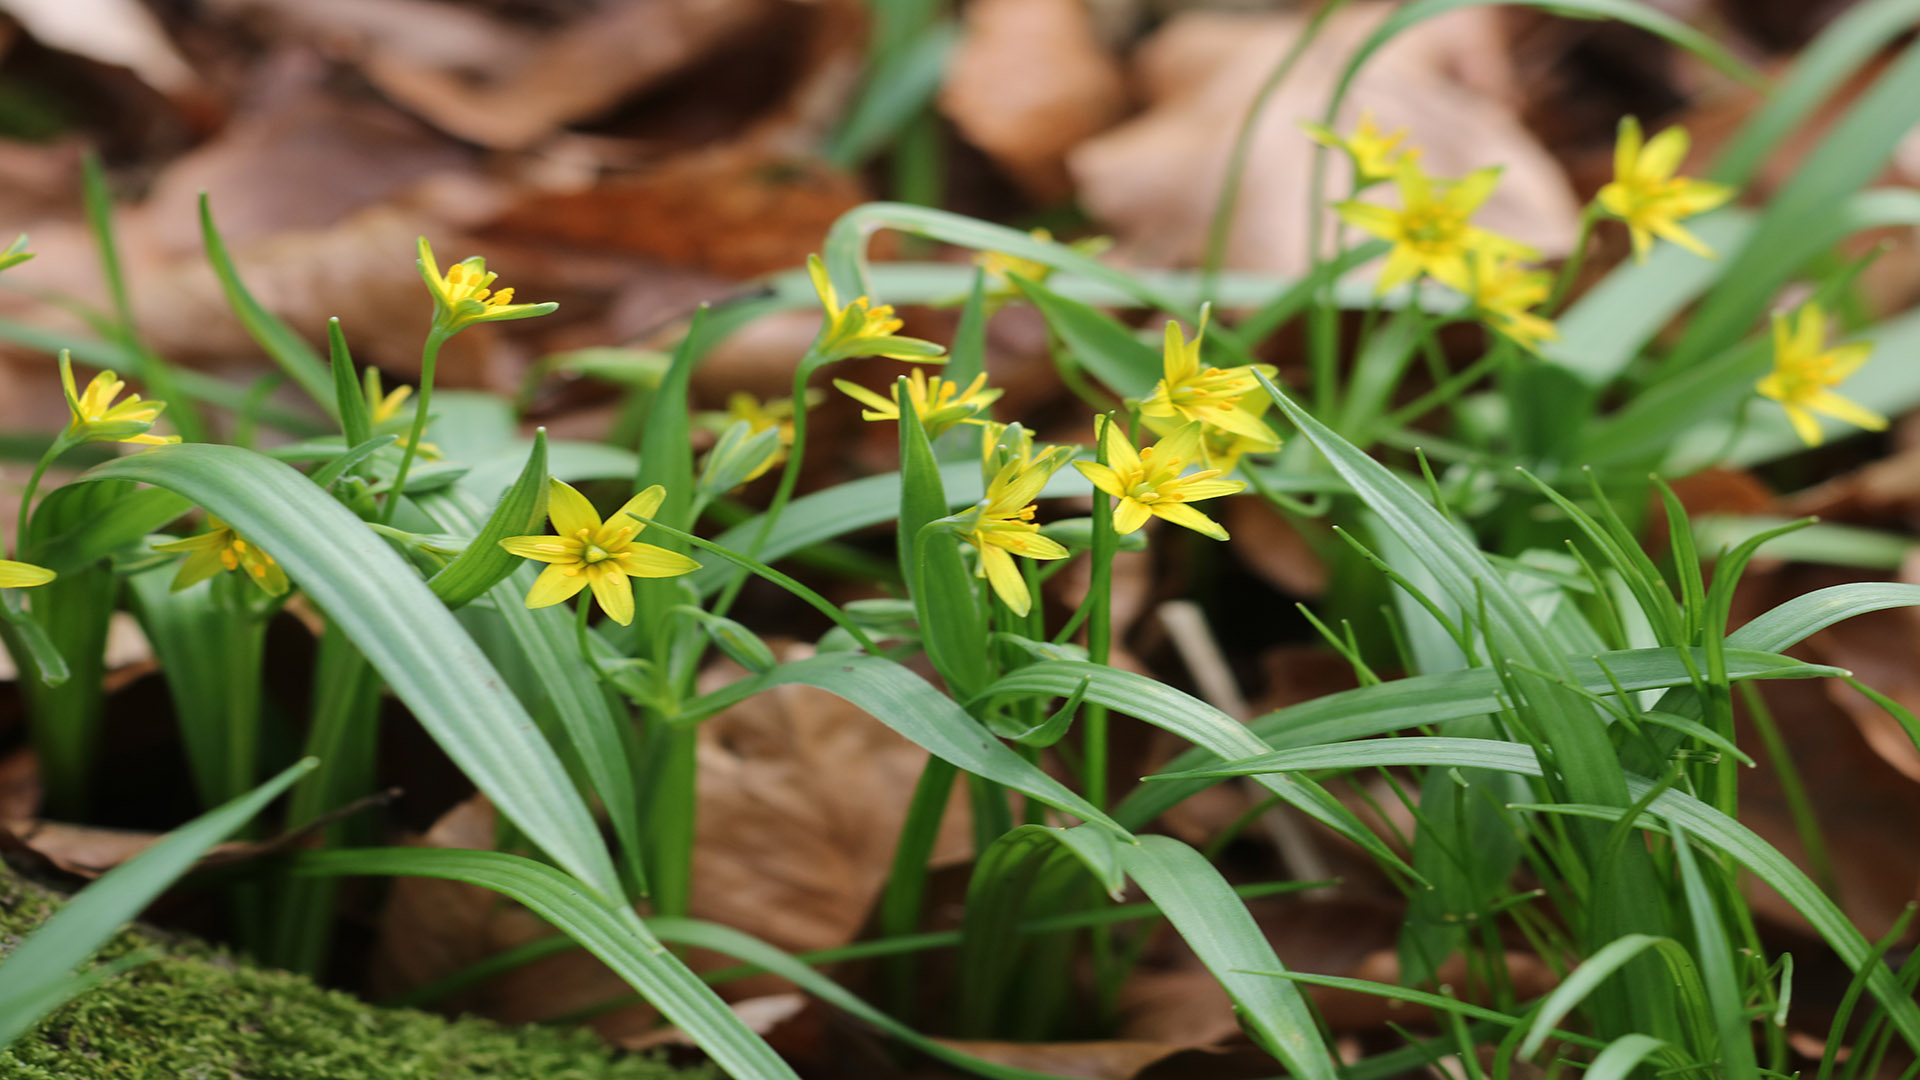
[826, 21, 958, 168]
[76, 444, 621, 900]
[1117, 646, 1839, 828]
[0, 758, 314, 1047]
[1586, 1033, 1675, 1080]
[681, 652, 1126, 837]
[1730, 582, 1920, 650]
[1518, 934, 1709, 1059]
[977, 661, 1416, 877]
[328, 319, 373, 447]
[199, 194, 335, 412]
[288, 848, 798, 1080]
[1670, 822, 1761, 1076]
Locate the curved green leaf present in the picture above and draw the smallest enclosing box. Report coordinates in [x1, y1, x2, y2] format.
[681, 653, 1126, 837]
[289, 848, 797, 1080]
[200, 194, 334, 413]
[426, 430, 548, 608]
[977, 661, 1414, 876]
[0, 758, 314, 1047]
[76, 443, 620, 899]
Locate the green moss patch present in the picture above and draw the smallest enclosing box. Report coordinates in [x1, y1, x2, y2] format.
[0, 866, 710, 1080]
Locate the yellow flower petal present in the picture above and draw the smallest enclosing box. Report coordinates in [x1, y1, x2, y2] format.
[978, 544, 1030, 617]
[620, 543, 702, 578]
[525, 563, 589, 609]
[1113, 497, 1153, 535]
[546, 479, 601, 538]
[499, 535, 576, 562]
[1074, 461, 1124, 499]
[589, 566, 635, 625]
[0, 560, 55, 589]
[614, 484, 668, 530]
[1153, 501, 1229, 540]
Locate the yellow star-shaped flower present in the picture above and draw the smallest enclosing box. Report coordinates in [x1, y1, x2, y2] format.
[1460, 251, 1557, 351]
[1596, 117, 1734, 262]
[834, 368, 1003, 439]
[153, 517, 289, 597]
[1138, 314, 1280, 447]
[1074, 420, 1245, 540]
[808, 254, 945, 362]
[962, 455, 1071, 617]
[498, 481, 700, 625]
[60, 353, 179, 447]
[1756, 302, 1882, 447]
[1303, 111, 1419, 185]
[417, 237, 558, 335]
[1337, 159, 1537, 294]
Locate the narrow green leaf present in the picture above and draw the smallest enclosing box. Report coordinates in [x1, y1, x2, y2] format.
[977, 661, 1416, 877]
[329, 319, 372, 447]
[1151, 736, 1920, 1057]
[898, 376, 993, 697]
[199, 194, 335, 412]
[1012, 276, 1163, 399]
[1670, 823, 1761, 1076]
[0, 758, 314, 1048]
[288, 848, 797, 1080]
[1518, 934, 1710, 1059]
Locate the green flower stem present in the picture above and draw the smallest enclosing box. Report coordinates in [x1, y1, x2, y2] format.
[1083, 417, 1118, 813]
[14, 441, 65, 550]
[710, 344, 827, 619]
[1200, 0, 1353, 304]
[381, 327, 450, 526]
[1545, 203, 1603, 315]
[1381, 330, 1504, 430]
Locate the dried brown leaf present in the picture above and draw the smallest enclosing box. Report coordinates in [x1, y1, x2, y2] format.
[940, 0, 1129, 202]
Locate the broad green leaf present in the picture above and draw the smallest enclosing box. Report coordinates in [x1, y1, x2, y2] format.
[0, 758, 313, 1048]
[1119, 836, 1336, 1079]
[20, 485, 190, 576]
[898, 374, 992, 696]
[76, 444, 621, 899]
[681, 653, 1126, 837]
[426, 430, 549, 608]
[288, 848, 797, 1080]
[418, 486, 648, 901]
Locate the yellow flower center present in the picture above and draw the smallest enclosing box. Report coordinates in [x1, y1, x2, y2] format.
[1402, 205, 1467, 253]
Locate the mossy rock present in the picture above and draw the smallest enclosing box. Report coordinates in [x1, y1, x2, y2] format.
[0, 863, 713, 1080]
